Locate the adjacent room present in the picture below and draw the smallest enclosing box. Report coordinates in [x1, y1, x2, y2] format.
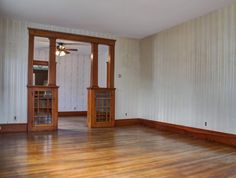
[0, 0, 236, 177]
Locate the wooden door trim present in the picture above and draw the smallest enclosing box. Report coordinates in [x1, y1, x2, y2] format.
[28, 28, 116, 46]
[27, 28, 116, 131]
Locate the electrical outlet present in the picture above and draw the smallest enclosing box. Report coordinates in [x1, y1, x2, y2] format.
[205, 122, 207, 127]
[125, 113, 128, 116]
[14, 116, 17, 120]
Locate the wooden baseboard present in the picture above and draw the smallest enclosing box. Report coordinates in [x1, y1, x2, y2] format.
[115, 118, 236, 147]
[58, 111, 87, 117]
[0, 124, 27, 133]
[115, 119, 140, 127]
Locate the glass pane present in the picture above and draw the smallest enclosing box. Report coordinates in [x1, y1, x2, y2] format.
[34, 90, 52, 125]
[34, 37, 49, 61]
[33, 65, 48, 86]
[95, 91, 111, 122]
[98, 45, 109, 88]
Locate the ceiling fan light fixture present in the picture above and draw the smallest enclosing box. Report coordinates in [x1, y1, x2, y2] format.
[55, 50, 60, 56]
[56, 50, 66, 57]
[60, 51, 66, 56]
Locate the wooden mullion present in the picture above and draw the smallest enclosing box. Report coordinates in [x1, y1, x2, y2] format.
[107, 45, 115, 88]
[90, 43, 98, 88]
[33, 60, 49, 66]
[49, 38, 56, 86]
[28, 35, 34, 85]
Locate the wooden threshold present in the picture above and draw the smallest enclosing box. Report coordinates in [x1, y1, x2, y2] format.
[115, 118, 236, 147]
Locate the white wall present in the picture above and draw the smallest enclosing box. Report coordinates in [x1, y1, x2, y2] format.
[56, 54, 90, 112]
[139, 3, 236, 134]
[0, 18, 140, 123]
[115, 38, 140, 119]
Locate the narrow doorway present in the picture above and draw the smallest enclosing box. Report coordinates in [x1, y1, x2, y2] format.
[56, 40, 91, 131]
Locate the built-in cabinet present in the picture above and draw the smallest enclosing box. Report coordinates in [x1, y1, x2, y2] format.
[28, 87, 58, 131]
[27, 30, 58, 131]
[87, 88, 115, 128]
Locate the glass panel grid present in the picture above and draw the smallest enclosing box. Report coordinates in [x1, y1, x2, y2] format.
[95, 92, 111, 122]
[33, 90, 52, 125]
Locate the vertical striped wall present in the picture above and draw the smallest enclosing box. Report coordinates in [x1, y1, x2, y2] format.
[139, 3, 236, 134]
[115, 38, 140, 119]
[0, 18, 140, 123]
[0, 18, 28, 124]
[56, 54, 91, 112]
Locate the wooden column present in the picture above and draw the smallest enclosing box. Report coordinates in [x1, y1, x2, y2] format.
[49, 38, 56, 86]
[90, 43, 98, 88]
[107, 45, 115, 88]
[28, 34, 34, 85]
[106, 61, 109, 88]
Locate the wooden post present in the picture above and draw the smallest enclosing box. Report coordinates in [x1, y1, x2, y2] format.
[28, 34, 34, 86]
[106, 61, 109, 88]
[49, 38, 56, 86]
[90, 43, 98, 88]
[107, 45, 115, 88]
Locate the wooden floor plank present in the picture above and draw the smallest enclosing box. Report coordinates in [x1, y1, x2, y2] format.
[0, 117, 236, 178]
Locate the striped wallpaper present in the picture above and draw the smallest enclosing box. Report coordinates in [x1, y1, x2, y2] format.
[0, 18, 140, 123]
[139, 3, 236, 134]
[1, 2, 235, 135]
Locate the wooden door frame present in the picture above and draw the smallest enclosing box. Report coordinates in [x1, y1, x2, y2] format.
[27, 28, 116, 130]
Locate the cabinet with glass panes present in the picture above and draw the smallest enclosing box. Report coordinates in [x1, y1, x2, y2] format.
[34, 90, 52, 125]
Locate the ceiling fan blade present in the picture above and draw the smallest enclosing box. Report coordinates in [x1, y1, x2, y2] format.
[57, 42, 89, 46]
[64, 50, 70, 54]
[66, 49, 78, 51]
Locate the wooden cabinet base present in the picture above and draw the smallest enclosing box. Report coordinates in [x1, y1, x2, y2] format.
[87, 88, 115, 128]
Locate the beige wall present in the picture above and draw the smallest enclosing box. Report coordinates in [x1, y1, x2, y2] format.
[0, 18, 140, 123]
[1, 3, 236, 135]
[139, 3, 236, 134]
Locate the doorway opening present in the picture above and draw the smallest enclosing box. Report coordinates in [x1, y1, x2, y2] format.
[27, 28, 116, 132]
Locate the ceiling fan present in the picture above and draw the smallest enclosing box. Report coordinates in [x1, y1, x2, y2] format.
[56, 42, 78, 56]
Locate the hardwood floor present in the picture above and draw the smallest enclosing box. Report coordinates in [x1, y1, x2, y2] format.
[0, 117, 236, 178]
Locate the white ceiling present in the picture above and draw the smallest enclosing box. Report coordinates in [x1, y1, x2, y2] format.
[0, 0, 235, 38]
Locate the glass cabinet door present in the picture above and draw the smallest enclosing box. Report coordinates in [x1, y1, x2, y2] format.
[33, 90, 52, 125]
[28, 87, 58, 131]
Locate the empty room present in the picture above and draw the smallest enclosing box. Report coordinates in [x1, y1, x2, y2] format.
[0, 0, 236, 177]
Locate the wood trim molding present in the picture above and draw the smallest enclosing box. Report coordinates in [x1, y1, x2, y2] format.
[28, 28, 116, 46]
[115, 118, 236, 147]
[58, 111, 87, 117]
[0, 124, 27, 133]
[33, 60, 48, 66]
[115, 119, 141, 127]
